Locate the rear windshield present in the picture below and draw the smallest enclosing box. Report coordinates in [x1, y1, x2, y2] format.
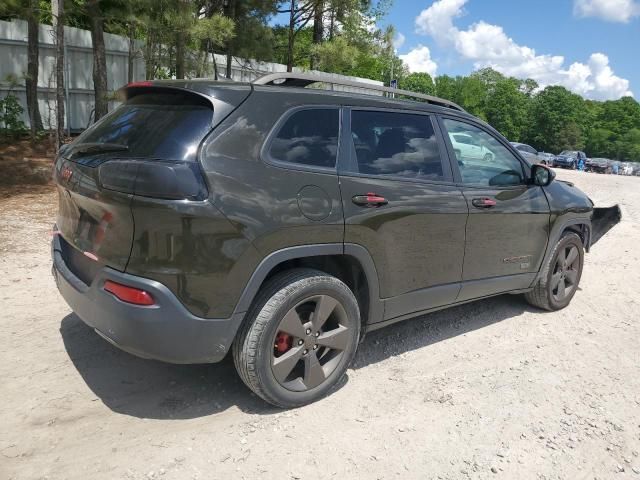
[73, 90, 213, 161]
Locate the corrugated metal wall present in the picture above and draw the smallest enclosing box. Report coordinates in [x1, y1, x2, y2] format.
[0, 19, 382, 132]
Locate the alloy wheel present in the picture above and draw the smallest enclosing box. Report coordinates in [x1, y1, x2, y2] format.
[271, 295, 351, 392]
[551, 245, 580, 301]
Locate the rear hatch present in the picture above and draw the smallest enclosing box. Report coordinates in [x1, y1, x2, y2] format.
[54, 85, 240, 284]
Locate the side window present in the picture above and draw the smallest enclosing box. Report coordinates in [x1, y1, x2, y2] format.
[268, 109, 339, 168]
[348, 110, 445, 181]
[525, 145, 537, 155]
[442, 118, 525, 187]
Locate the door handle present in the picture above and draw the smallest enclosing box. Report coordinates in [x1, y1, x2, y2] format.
[471, 197, 497, 209]
[352, 192, 388, 207]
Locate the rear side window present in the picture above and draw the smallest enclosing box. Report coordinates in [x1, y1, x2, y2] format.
[268, 109, 340, 168]
[74, 90, 213, 161]
[348, 110, 445, 181]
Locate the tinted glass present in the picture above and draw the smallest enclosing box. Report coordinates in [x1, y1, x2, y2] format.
[269, 109, 339, 168]
[74, 91, 214, 161]
[443, 118, 525, 187]
[349, 110, 445, 180]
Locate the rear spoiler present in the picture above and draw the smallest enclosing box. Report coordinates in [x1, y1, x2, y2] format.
[591, 205, 622, 246]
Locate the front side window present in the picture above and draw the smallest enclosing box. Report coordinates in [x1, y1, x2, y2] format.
[268, 109, 339, 168]
[348, 110, 445, 181]
[443, 118, 525, 187]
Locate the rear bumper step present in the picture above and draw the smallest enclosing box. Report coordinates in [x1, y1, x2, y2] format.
[52, 235, 245, 364]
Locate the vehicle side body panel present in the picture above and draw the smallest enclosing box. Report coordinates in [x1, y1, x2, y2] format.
[51, 81, 602, 365]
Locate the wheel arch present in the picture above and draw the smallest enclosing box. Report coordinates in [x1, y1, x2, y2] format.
[233, 244, 383, 330]
[533, 217, 591, 285]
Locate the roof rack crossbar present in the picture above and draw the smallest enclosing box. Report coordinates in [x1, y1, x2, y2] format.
[252, 72, 465, 112]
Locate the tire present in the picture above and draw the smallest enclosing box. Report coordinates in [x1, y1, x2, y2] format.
[571, 161, 577, 170]
[525, 232, 584, 311]
[233, 269, 360, 408]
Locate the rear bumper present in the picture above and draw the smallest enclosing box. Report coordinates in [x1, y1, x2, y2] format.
[52, 236, 245, 364]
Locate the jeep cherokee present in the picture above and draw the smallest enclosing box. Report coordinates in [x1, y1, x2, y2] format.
[52, 73, 619, 407]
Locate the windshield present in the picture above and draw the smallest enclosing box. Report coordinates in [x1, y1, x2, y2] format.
[72, 90, 213, 162]
[560, 151, 577, 156]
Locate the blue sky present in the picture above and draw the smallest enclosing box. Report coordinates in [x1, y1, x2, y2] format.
[381, 0, 639, 100]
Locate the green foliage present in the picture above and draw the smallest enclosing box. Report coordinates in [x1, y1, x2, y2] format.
[272, 26, 313, 69]
[311, 37, 360, 74]
[484, 78, 529, 141]
[3, 0, 638, 161]
[527, 86, 587, 153]
[399, 73, 435, 95]
[0, 93, 27, 136]
[191, 15, 235, 46]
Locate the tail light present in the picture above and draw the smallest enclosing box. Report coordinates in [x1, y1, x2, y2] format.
[98, 160, 208, 201]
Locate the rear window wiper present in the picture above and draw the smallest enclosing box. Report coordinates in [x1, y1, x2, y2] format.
[71, 143, 129, 156]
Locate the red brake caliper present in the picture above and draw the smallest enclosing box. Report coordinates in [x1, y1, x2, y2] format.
[275, 332, 293, 355]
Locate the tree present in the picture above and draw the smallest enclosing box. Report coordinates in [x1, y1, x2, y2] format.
[484, 78, 528, 141]
[26, 0, 43, 135]
[527, 86, 586, 153]
[52, 0, 65, 148]
[310, 36, 359, 73]
[272, 25, 313, 69]
[191, 14, 235, 79]
[86, 0, 108, 120]
[400, 72, 435, 95]
[0, 0, 45, 135]
[434, 75, 457, 101]
[279, 0, 314, 72]
[223, 0, 278, 78]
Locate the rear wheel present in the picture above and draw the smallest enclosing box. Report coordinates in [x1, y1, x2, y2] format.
[525, 233, 584, 311]
[233, 269, 360, 408]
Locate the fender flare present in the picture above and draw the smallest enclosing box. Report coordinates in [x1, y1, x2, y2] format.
[533, 216, 591, 285]
[232, 243, 384, 325]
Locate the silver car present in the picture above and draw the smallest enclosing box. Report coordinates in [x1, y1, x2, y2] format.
[510, 142, 550, 165]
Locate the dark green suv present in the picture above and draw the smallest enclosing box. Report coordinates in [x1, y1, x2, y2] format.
[52, 73, 618, 407]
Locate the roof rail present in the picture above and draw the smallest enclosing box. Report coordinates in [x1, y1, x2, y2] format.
[253, 72, 465, 112]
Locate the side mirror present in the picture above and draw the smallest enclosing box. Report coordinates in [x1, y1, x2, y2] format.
[531, 164, 555, 187]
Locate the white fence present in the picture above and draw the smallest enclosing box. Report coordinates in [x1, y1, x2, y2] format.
[0, 19, 145, 131]
[0, 19, 382, 132]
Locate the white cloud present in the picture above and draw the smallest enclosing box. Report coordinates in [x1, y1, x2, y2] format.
[400, 45, 438, 76]
[574, 0, 640, 23]
[414, 0, 633, 100]
[393, 32, 406, 49]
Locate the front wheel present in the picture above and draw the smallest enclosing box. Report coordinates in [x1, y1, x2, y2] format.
[233, 269, 360, 408]
[525, 233, 584, 311]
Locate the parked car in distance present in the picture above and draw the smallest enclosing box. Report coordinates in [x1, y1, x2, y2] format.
[511, 142, 543, 164]
[52, 73, 610, 408]
[451, 132, 495, 162]
[538, 152, 556, 166]
[554, 151, 586, 170]
[585, 158, 610, 174]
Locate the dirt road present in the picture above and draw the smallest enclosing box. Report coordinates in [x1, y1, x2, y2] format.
[1, 170, 639, 480]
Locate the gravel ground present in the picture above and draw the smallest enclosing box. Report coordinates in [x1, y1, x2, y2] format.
[1, 170, 639, 480]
